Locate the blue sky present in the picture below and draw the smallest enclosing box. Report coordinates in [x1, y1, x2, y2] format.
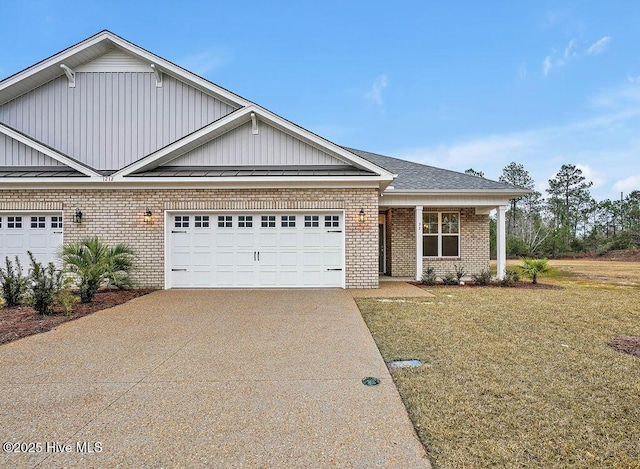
[1, 1, 639, 201]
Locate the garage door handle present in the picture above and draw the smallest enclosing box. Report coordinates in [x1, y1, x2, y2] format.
[327, 268, 343, 271]
[172, 230, 187, 234]
[171, 268, 187, 272]
[327, 230, 342, 233]
[54, 231, 63, 234]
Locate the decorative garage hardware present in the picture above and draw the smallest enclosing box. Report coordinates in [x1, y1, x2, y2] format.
[144, 208, 153, 224]
[327, 268, 342, 271]
[359, 208, 365, 223]
[171, 268, 187, 272]
[327, 230, 342, 233]
[362, 377, 380, 386]
[254, 251, 261, 261]
[388, 359, 423, 369]
[73, 208, 83, 224]
[171, 230, 187, 234]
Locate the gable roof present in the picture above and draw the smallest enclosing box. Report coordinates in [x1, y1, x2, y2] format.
[347, 148, 529, 194]
[0, 30, 248, 108]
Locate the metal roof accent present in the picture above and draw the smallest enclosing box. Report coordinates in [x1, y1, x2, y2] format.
[0, 167, 87, 178]
[129, 165, 376, 178]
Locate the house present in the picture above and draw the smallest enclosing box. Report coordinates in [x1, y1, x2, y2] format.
[0, 31, 527, 289]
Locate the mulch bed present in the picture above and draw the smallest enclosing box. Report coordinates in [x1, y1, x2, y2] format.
[0, 289, 156, 346]
[609, 336, 640, 358]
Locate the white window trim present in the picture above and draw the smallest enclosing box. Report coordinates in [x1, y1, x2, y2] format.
[422, 211, 461, 258]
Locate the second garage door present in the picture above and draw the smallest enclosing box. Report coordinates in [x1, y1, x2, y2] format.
[168, 212, 344, 288]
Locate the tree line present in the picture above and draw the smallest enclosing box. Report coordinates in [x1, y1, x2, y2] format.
[465, 164, 640, 258]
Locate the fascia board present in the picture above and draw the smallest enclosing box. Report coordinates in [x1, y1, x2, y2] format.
[0, 124, 101, 177]
[383, 188, 531, 197]
[0, 179, 381, 190]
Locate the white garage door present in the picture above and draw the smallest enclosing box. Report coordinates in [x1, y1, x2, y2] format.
[0, 213, 64, 269]
[168, 212, 344, 288]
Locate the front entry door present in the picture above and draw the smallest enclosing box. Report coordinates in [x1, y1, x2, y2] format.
[378, 215, 386, 273]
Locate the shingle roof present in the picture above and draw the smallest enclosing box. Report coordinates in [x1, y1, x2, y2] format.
[346, 147, 524, 191]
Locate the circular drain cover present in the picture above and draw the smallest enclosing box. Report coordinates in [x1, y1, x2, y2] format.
[362, 376, 380, 386]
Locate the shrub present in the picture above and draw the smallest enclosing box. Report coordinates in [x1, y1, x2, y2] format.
[27, 251, 66, 315]
[441, 272, 459, 285]
[472, 269, 492, 286]
[421, 265, 437, 286]
[520, 258, 550, 284]
[454, 264, 467, 283]
[500, 267, 520, 287]
[61, 238, 135, 303]
[57, 290, 80, 316]
[0, 256, 27, 307]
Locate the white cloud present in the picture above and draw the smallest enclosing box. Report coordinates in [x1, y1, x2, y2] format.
[564, 39, 576, 59]
[613, 175, 640, 193]
[178, 47, 229, 77]
[518, 62, 527, 80]
[364, 75, 388, 106]
[587, 36, 611, 55]
[627, 74, 640, 83]
[543, 56, 553, 77]
[575, 163, 604, 188]
[393, 87, 640, 200]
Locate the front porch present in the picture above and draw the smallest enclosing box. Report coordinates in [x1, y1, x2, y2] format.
[378, 205, 507, 281]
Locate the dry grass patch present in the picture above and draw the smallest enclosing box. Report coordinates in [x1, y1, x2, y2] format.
[359, 262, 640, 468]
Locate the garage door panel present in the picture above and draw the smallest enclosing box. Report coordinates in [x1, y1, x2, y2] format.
[279, 232, 297, 247]
[302, 233, 321, 247]
[169, 212, 343, 288]
[236, 233, 254, 247]
[217, 233, 234, 247]
[323, 234, 342, 248]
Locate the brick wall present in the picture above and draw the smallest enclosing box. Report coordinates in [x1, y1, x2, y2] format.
[386, 207, 489, 279]
[0, 188, 379, 289]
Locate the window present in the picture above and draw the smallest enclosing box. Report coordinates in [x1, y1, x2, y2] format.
[217, 216, 232, 228]
[195, 215, 209, 228]
[175, 215, 189, 228]
[304, 215, 319, 227]
[51, 216, 63, 229]
[261, 215, 276, 228]
[7, 216, 22, 229]
[422, 212, 459, 257]
[31, 216, 46, 228]
[281, 215, 296, 227]
[238, 215, 253, 228]
[324, 215, 339, 227]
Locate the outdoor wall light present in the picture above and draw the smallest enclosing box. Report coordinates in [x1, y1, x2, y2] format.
[144, 208, 153, 224]
[73, 208, 83, 224]
[359, 208, 365, 223]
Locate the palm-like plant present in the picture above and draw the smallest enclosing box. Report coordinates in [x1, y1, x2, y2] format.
[61, 238, 135, 303]
[520, 258, 549, 284]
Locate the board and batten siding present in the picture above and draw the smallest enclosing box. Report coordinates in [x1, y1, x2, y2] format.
[167, 121, 349, 167]
[0, 132, 63, 166]
[0, 73, 237, 170]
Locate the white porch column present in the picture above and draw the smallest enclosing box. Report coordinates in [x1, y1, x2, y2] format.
[415, 205, 423, 281]
[496, 205, 507, 280]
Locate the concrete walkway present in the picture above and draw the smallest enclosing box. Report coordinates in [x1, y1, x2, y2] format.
[0, 289, 429, 468]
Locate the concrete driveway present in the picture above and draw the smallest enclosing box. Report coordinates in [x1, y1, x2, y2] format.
[0, 289, 429, 468]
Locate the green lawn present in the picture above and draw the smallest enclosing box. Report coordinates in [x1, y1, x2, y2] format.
[357, 261, 640, 468]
